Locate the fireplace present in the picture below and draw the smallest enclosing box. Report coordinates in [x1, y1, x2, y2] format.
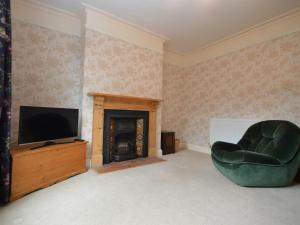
[88, 92, 160, 167]
[103, 110, 149, 164]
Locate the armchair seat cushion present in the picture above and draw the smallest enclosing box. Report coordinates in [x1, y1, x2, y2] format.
[211, 120, 300, 187]
[212, 149, 281, 165]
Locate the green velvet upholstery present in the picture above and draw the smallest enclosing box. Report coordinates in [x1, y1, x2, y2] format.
[211, 120, 300, 187]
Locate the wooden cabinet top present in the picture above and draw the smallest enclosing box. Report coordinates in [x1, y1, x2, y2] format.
[11, 141, 87, 157]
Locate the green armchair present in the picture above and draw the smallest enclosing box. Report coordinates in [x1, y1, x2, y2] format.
[211, 120, 300, 187]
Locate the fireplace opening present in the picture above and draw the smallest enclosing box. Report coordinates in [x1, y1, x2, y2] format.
[113, 118, 137, 161]
[103, 110, 149, 164]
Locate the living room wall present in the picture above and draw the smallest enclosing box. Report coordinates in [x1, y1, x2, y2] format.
[11, 2, 165, 161]
[162, 62, 186, 141]
[11, 20, 82, 143]
[81, 28, 163, 157]
[162, 30, 300, 147]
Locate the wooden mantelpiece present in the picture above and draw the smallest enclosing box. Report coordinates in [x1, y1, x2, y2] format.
[88, 92, 162, 168]
[88, 92, 162, 102]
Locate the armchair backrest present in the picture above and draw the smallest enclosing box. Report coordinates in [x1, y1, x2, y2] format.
[237, 120, 300, 164]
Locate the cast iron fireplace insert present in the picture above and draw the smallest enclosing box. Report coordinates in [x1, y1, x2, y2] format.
[103, 109, 149, 164]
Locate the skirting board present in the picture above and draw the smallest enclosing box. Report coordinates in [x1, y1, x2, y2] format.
[180, 142, 211, 155]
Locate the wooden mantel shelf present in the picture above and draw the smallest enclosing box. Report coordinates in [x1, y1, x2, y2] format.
[88, 92, 162, 102]
[89, 92, 161, 168]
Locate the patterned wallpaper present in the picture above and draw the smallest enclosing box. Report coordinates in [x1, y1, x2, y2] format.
[162, 63, 186, 139]
[11, 20, 82, 143]
[162, 30, 300, 146]
[81, 29, 163, 154]
[14, 19, 299, 153]
[11, 21, 163, 156]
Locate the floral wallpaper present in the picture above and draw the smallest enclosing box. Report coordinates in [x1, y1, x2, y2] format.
[11, 20, 82, 143]
[14, 18, 299, 156]
[162, 63, 186, 138]
[81, 29, 163, 154]
[162, 30, 300, 146]
[11, 21, 163, 157]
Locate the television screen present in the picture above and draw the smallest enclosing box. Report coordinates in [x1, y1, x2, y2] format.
[18, 106, 79, 144]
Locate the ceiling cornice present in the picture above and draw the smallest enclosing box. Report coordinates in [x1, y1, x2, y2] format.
[11, 0, 300, 67]
[165, 7, 300, 68]
[11, 0, 166, 53]
[163, 49, 187, 67]
[11, 0, 81, 36]
[82, 3, 167, 53]
[81, 2, 169, 41]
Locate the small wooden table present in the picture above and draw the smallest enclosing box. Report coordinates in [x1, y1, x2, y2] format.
[161, 131, 175, 155]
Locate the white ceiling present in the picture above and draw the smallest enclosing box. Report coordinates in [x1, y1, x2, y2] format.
[35, 0, 300, 53]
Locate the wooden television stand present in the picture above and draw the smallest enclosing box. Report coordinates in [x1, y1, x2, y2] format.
[10, 141, 87, 201]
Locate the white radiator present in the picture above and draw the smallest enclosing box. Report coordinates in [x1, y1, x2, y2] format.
[209, 118, 261, 145]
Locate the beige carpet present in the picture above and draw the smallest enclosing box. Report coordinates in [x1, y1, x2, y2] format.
[1, 150, 300, 225]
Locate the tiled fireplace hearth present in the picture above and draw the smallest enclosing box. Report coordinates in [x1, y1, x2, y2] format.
[88, 92, 161, 167]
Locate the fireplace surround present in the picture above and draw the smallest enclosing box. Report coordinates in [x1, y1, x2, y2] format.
[88, 92, 161, 167]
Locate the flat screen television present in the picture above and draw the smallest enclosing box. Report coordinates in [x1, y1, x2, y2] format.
[18, 106, 79, 145]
